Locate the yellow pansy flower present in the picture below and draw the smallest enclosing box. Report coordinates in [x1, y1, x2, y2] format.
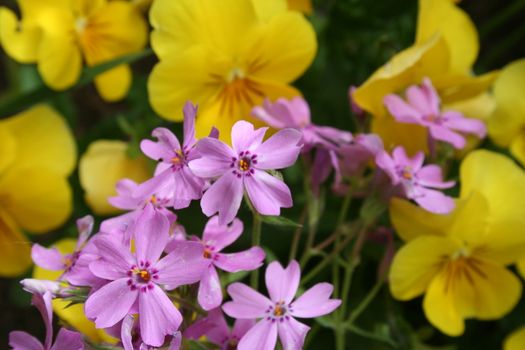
[33, 239, 117, 344]
[389, 150, 525, 336]
[505, 327, 525, 350]
[79, 140, 150, 216]
[353, 0, 496, 154]
[488, 59, 525, 166]
[148, 0, 317, 142]
[0, 0, 147, 101]
[287, 0, 313, 14]
[0, 105, 76, 277]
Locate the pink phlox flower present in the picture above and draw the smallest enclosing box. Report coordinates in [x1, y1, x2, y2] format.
[185, 308, 255, 350]
[383, 78, 487, 149]
[136, 102, 205, 209]
[31, 216, 99, 286]
[183, 216, 265, 311]
[189, 120, 302, 225]
[222, 260, 341, 350]
[375, 146, 455, 214]
[9, 291, 83, 350]
[252, 97, 352, 152]
[103, 180, 177, 243]
[120, 315, 181, 350]
[85, 205, 209, 347]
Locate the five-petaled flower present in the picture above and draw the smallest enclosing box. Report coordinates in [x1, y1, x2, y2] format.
[222, 260, 341, 350]
[189, 120, 302, 225]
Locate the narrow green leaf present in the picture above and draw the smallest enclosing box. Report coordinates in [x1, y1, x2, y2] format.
[260, 215, 303, 229]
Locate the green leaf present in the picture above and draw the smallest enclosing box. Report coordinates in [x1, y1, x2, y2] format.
[222, 270, 250, 287]
[0, 48, 153, 117]
[260, 215, 303, 229]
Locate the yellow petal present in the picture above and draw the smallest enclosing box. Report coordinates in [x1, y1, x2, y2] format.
[353, 33, 450, 117]
[488, 59, 525, 147]
[504, 326, 525, 350]
[451, 258, 521, 320]
[94, 64, 132, 102]
[37, 33, 82, 90]
[0, 105, 76, 176]
[0, 126, 16, 175]
[389, 198, 454, 241]
[150, 0, 257, 58]
[423, 269, 464, 336]
[0, 209, 32, 277]
[73, 0, 106, 17]
[434, 70, 498, 105]
[0, 7, 41, 63]
[0, 167, 72, 233]
[389, 235, 459, 301]
[79, 140, 151, 215]
[416, 0, 479, 74]
[148, 46, 226, 121]
[252, 0, 288, 20]
[244, 11, 317, 83]
[516, 259, 525, 280]
[510, 131, 525, 167]
[287, 0, 313, 14]
[195, 79, 301, 143]
[445, 92, 496, 123]
[33, 239, 118, 344]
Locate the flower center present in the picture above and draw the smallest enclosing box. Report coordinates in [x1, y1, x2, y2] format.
[400, 166, 413, 180]
[171, 149, 186, 166]
[266, 300, 293, 323]
[203, 248, 213, 259]
[227, 67, 245, 83]
[239, 158, 250, 171]
[227, 338, 239, 350]
[75, 17, 88, 34]
[273, 303, 285, 316]
[230, 151, 258, 178]
[127, 261, 159, 292]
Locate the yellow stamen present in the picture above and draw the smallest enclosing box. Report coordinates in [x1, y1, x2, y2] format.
[203, 249, 212, 259]
[239, 159, 249, 171]
[138, 270, 151, 282]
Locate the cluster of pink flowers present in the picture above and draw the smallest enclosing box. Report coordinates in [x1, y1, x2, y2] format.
[10, 81, 483, 349]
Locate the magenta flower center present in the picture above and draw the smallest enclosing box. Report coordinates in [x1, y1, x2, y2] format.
[62, 252, 80, 272]
[230, 151, 258, 178]
[423, 114, 443, 124]
[226, 337, 239, 350]
[127, 261, 159, 292]
[168, 147, 190, 170]
[397, 166, 414, 181]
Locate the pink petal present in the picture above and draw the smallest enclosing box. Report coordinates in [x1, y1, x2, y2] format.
[413, 187, 456, 214]
[222, 283, 271, 319]
[201, 171, 244, 225]
[417, 165, 455, 189]
[183, 101, 198, 148]
[184, 308, 229, 344]
[244, 170, 293, 216]
[168, 332, 182, 350]
[172, 167, 204, 204]
[375, 151, 399, 184]
[232, 318, 257, 340]
[121, 315, 135, 350]
[429, 125, 466, 149]
[31, 293, 53, 349]
[231, 121, 267, 154]
[277, 317, 310, 350]
[91, 235, 134, 279]
[9, 331, 43, 350]
[383, 94, 422, 124]
[85, 278, 138, 328]
[198, 266, 223, 311]
[75, 215, 94, 250]
[265, 261, 300, 304]
[49, 328, 83, 350]
[214, 247, 265, 273]
[139, 284, 182, 347]
[148, 128, 181, 160]
[133, 168, 173, 200]
[406, 78, 440, 116]
[237, 320, 278, 350]
[108, 179, 142, 210]
[442, 111, 487, 138]
[290, 283, 341, 318]
[202, 216, 244, 251]
[254, 129, 302, 170]
[155, 241, 208, 289]
[134, 205, 169, 264]
[31, 244, 65, 271]
[251, 104, 287, 129]
[191, 137, 236, 178]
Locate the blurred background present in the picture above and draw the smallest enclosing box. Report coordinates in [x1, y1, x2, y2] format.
[0, 0, 524, 348]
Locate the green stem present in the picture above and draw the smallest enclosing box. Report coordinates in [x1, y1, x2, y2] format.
[345, 323, 397, 349]
[347, 280, 384, 324]
[250, 211, 262, 289]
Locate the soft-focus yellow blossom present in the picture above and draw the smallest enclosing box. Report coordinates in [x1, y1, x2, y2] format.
[389, 150, 525, 336]
[504, 326, 525, 350]
[34, 239, 117, 344]
[79, 140, 150, 215]
[353, 0, 496, 154]
[287, 0, 313, 14]
[0, 0, 147, 101]
[488, 59, 525, 165]
[0, 105, 75, 277]
[130, 0, 153, 13]
[148, 0, 317, 142]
